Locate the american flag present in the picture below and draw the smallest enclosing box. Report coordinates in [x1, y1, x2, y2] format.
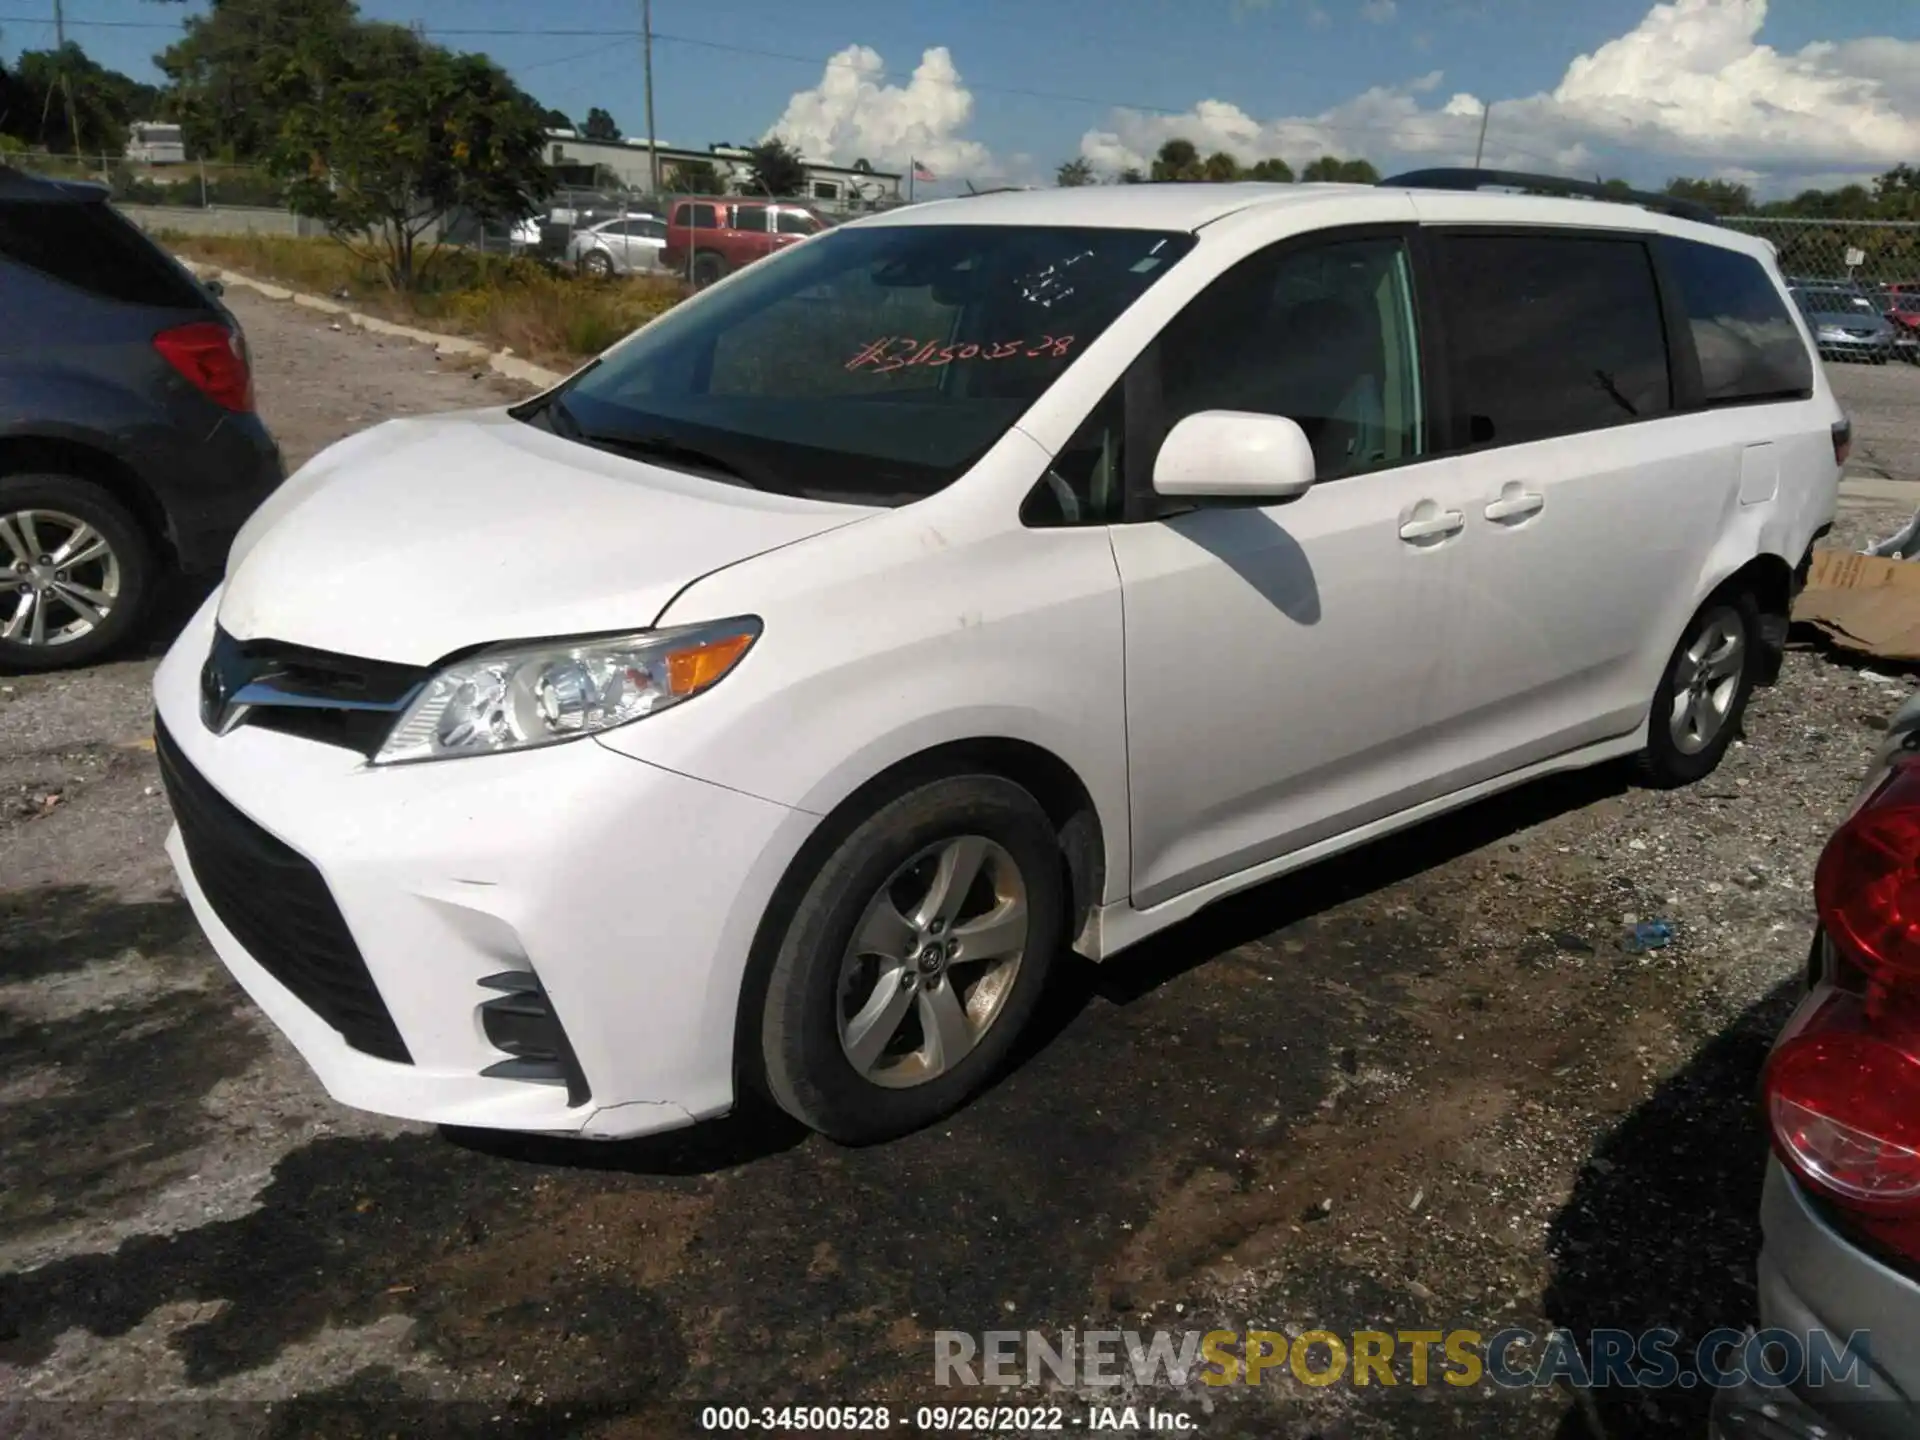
[911, 160, 936, 183]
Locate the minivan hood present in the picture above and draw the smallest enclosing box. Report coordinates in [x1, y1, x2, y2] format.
[218, 409, 872, 665]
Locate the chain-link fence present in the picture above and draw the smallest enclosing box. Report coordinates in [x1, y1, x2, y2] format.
[1721, 217, 1920, 368]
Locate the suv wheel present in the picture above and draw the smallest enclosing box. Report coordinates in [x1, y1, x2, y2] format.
[1638, 589, 1759, 788]
[0, 474, 152, 671]
[692, 252, 728, 289]
[758, 775, 1064, 1144]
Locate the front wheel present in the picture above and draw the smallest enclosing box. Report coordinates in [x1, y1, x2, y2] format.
[691, 252, 728, 289]
[580, 249, 615, 278]
[758, 775, 1064, 1144]
[1638, 590, 1760, 788]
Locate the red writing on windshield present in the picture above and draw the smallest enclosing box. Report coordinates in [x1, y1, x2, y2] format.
[845, 335, 1077, 373]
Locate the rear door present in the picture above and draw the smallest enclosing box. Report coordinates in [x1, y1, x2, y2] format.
[1418, 227, 1740, 783]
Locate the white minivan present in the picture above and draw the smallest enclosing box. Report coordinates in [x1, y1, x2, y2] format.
[155, 176, 1843, 1144]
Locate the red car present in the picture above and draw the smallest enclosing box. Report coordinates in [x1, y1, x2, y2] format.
[660, 199, 824, 288]
[1884, 281, 1920, 337]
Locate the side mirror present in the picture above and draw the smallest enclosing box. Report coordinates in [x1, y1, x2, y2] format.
[1152, 411, 1317, 505]
[204, 278, 225, 298]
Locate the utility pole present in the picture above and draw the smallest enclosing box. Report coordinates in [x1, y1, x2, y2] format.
[642, 0, 660, 197]
[53, 0, 65, 44]
[1473, 100, 1492, 170]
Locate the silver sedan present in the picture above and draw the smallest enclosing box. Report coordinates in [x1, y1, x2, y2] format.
[565, 216, 668, 277]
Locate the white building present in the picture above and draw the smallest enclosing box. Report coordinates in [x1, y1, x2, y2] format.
[125, 122, 186, 165]
[541, 131, 903, 212]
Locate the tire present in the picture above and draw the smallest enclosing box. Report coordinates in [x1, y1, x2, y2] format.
[758, 774, 1065, 1144]
[1637, 588, 1760, 789]
[580, 250, 615, 278]
[0, 474, 152, 672]
[691, 252, 728, 289]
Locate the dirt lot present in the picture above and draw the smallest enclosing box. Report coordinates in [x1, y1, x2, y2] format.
[3, 291, 1920, 1438]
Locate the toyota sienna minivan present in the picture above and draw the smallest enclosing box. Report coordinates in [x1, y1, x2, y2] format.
[156, 175, 1843, 1145]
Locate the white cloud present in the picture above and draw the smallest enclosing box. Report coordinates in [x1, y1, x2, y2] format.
[1361, 0, 1398, 23]
[763, 44, 995, 182]
[1077, 0, 1920, 195]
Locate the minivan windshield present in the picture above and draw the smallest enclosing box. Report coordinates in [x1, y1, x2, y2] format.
[532, 223, 1195, 504]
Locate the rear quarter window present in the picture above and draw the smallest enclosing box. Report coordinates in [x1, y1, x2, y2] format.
[0, 198, 207, 309]
[1658, 237, 1813, 405]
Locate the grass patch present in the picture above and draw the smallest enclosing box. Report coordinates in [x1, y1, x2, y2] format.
[159, 232, 685, 370]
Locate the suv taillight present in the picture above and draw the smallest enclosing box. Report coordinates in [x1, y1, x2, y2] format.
[154, 321, 254, 412]
[1768, 759, 1920, 1262]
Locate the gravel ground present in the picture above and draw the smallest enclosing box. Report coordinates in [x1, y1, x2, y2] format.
[1, 293, 1917, 1438]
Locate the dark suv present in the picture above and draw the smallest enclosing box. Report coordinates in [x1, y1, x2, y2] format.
[0, 165, 283, 670]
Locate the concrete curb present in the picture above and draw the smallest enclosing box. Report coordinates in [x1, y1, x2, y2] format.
[181, 260, 568, 390]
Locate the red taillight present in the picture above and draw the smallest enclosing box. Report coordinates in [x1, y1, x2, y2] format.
[1814, 760, 1920, 982]
[1833, 417, 1853, 467]
[1765, 989, 1920, 1210]
[153, 321, 254, 412]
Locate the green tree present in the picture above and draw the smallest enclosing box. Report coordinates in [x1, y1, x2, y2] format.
[1662, 176, 1754, 217]
[672, 157, 726, 195]
[1301, 155, 1379, 183]
[542, 107, 574, 131]
[1874, 164, 1920, 221]
[1246, 157, 1294, 182]
[1150, 138, 1202, 182]
[1055, 157, 1096, 187]
[156, 0, 359, 162]
[0, 43, 162, 155]
[741, 136, 808, 196]
[1118, 166, 1146, 184]
[583, 106, 621, 142]
[1202, 150, 1241, 182]
[273, 23, 552, 290]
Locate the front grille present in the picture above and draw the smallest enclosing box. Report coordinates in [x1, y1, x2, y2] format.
[201, 627, 428, 757]
[156, 718, 412, 1064]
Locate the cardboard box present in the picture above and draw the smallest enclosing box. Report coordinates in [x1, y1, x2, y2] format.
[1793, 549, 1920, 662]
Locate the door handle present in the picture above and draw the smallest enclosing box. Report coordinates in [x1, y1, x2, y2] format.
[1399, 509, 1464, 542]
[1484, 490, 1544, 523]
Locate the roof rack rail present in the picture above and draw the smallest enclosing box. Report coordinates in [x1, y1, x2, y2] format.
[1377, 168, 1719, 226]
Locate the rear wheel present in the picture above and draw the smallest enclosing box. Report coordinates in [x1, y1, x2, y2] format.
[758, 775, 1064, 1144]
[580, 249, 615, 278]
[1637, 590, 1759, 788]
[0, 474, 152, 672]
[692, 251, 728, 289]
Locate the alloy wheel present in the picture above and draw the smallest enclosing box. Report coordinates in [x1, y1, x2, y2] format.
[835, 835, 1029, 1089]
[0, 508, 121, 649]
[1668, 604, 1745, 756]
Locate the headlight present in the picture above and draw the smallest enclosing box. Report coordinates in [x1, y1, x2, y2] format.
[373, 617, 760, 765]
[1817, 325, 1848, 340]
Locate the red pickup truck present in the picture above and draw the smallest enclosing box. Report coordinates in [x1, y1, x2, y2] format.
[660, 200, 825, 287]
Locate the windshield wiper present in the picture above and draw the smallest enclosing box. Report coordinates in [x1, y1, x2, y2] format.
[578, 432, 766, 489]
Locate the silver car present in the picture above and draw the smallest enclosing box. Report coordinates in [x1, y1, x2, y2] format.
[1793, 287, 1904, 365]
[1711, 693, 1920, 1439]
[565, 215, 667, 277]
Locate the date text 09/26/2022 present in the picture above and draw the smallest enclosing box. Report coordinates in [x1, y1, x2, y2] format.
[699, 1405, 1191, 1432]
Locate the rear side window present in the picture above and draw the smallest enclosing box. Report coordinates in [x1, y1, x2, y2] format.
[686, 203, 718, 230]
[0, 198, 206, 309]
[733, 206, 770, 233]
[1439, 233, 1671, 447]
[1660, 238, 1812, 404]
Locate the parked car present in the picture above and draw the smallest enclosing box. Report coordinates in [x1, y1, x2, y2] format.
[660, 198, 824, 287]
[155, 181, 1841, 1147]
[1792, 286, 1906, 365]
[565, 214, 667, 277]
[0, 165, 282, 670]
[1712, 695, 1920, 1439]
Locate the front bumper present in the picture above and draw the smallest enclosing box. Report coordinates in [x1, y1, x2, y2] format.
[154, 596, 817, 1139]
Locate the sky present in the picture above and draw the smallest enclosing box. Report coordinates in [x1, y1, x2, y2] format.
[3, 0, 1917, 197]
